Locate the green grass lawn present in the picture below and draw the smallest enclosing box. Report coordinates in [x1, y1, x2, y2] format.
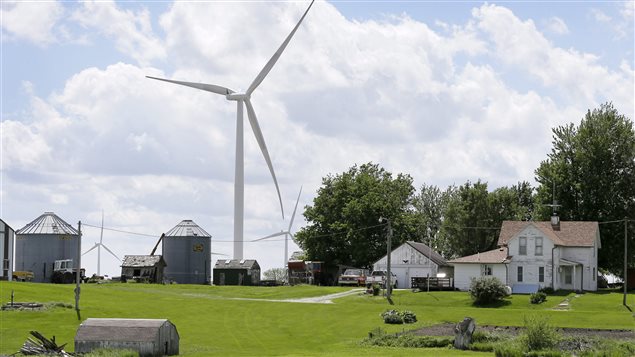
[0, 282, 633, 356]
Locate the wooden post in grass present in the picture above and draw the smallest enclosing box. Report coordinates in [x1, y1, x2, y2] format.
[624, 218, 628, 307]
[75, 221, 82, 321]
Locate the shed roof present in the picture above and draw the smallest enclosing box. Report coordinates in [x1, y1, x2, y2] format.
[215, 259, 259, 269]
[448, 247, 510, 264]
[165, 219, 211, 238]
[122, 255, 166, 268]
[497, 221, 599, 247]
[16, 212, 79, 235]
[76, 318, 176, 342]
[406, 241, 448, 266]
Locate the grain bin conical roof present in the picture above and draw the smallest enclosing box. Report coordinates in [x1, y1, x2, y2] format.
[165, 220, 211, 238]
[16, 212, 79, 235]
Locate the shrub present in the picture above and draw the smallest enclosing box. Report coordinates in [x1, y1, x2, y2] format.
[520, 315, 560, 351]
[469, 276, 508, 305]
[85, 348, 139, 357]
[493, 343, 524, 357]
[372, 284, 381, 296]
[380, 309, 417, 324]
[539, 286, 555, 294]
[362, 329, 453, 348]
[400, 310, 417, 323]
[381, 309, 403, 324]
[529, 292, 547, 304]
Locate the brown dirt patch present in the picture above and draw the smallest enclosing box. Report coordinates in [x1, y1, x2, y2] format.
[412, 323, 635, 340]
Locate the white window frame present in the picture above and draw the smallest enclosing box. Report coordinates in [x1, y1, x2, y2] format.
[535, 237, 543, 256]
[481, 264, 493, 276]
[519, 237, 527, 255]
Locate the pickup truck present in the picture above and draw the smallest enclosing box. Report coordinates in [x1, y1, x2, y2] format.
[366, 270, 398, 289]
[338, 268, 368, 286]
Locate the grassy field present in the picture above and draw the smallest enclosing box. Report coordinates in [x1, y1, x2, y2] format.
[0, 282, 633, 356]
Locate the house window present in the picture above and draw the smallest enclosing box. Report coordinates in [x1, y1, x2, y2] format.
[2, 259, 9, 270]
[519, 237, 527, 255]
[593, 267, 596, 281]
[133, 269, 141, 276]
[517, 266, 523, 282]
[481, 264, 493, 276]
[564, 267, 572, 284]
[539, 267, 544, 283]
[535, 237, 543, 256]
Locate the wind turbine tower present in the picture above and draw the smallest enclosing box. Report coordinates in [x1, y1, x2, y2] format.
[147, 1, 314, 260]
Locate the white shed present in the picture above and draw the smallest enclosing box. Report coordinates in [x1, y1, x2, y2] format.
[75, 318, 179, 356]
[373, 241, 451, 288]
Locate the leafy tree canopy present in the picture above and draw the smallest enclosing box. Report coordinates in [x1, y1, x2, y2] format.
[534, 102, 635, 274]
[295, 162, 415, 269]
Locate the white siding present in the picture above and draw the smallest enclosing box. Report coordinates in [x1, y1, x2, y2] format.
[507, 225, 555, 290]
[453, 264, 507, 291]
[373, 243, 439, 288]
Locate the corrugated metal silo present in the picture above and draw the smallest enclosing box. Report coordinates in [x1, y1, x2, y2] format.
[15, 212, 79, 283]
[162, 220, 211, 284]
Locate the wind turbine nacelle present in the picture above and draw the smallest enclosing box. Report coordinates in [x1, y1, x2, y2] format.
[226, 93, 250, 101]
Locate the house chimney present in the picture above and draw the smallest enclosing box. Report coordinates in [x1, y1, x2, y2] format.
[550, 213, 560, 231]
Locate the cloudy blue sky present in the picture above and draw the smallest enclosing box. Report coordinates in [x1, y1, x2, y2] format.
[2, 0, 633, 278]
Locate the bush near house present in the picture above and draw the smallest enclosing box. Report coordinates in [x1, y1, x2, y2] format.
[469, 276, 508, 305]
[530, 292, 547, 304]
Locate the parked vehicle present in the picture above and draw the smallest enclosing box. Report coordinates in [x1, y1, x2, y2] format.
[366, 270, 398, 289]
[338, 269, 368, 286]
[12, 271, 34, 282]
[51, 259, 86, 284]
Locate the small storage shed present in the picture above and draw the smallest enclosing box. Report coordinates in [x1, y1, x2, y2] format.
[0, 219, 15, 281]
[75, 318, 179, 356]
[213, 259, 260, 286]
[121, 255, 166, 283]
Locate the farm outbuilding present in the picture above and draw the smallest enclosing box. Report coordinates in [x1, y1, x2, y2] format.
[121, 255, 166, 283]
[213, 259, 260, 286]
[14, 212, 80, 283]
[162, 220, 211, 284]
[1, 219, 15, 281]
[75, 318, 179, 356]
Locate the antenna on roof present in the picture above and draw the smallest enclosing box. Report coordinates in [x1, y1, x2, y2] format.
[542, 180, 562, 229]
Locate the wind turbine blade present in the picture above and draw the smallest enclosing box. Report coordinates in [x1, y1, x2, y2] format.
[246, 0, 314, 95]
[82, 243, 99, 256]
[101, 244, 121, 261]
[288, 186, 303, 231]
[288, 232, 297, 243]
[99, 210, 104, 244]
[146, 76, 234, 96]
[252, 231, 287, 242]
[244, 99, 284, 219]
[211, 251, 229, 256]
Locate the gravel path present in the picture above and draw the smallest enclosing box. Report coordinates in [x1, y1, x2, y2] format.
[228, 288, 365, 304]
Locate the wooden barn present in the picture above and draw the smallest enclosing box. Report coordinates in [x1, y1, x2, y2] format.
[75, 318, 179, 356]
[213, 259, 260, 286]
[121, 255, 166, 283]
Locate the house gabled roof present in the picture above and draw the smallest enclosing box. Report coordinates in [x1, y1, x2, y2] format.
[406, 241, 448, 266]
[165, 219, 211, 238]
[16, 212, 79, 235]
[497, 221, 599, 247]
[215, 259, 259, 269]
[448, 247, 510, 264]
[121, 255, 166, 268]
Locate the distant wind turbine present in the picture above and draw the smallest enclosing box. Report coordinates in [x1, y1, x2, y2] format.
[82, 212, 121, 276]
[147, 1, 314, 260]
[253, 186, 303, 266]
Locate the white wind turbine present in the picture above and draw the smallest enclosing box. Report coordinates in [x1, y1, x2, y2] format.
[253, 186, 303, 266]
[82, 212, 121, 276]
[147, 1, 314, 260]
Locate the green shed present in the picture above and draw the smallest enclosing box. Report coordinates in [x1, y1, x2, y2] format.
[213, 259, 260, 286]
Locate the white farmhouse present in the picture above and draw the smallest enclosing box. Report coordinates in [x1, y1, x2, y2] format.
[373, 241, 451, 289]
[449, 216, 600, 293]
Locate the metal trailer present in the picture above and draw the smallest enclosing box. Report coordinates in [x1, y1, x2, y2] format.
[15, 212, 79, 283]
[162, 220, 212, 284]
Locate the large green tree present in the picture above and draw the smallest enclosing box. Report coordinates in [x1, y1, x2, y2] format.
[411, 184, 457, 256]
[295, 163, 415, 269]
[534, 103, 635, 274]
[440, 180, 534, 258]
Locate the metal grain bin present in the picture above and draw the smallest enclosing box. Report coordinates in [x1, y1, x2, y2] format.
[162, 220, 211, 284]
[15, 212, 79, 283]
[75, 318, 179, 356]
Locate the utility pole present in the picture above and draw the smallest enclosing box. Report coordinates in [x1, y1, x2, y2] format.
[379, 217, 393, 299]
